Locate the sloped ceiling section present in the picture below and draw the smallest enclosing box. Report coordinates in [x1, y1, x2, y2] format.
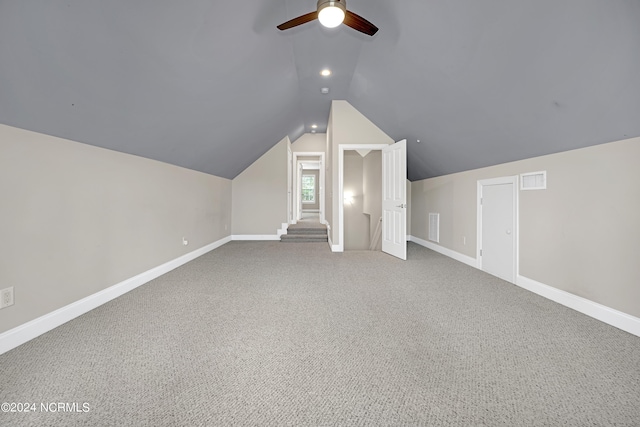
[1, 1, 639, 181]
[349, 1, 640, 180]
[0, 0, 303, 179]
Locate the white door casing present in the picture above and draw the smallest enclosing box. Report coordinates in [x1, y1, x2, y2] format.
[287, 148, 293, 223]
[477, 176, 518, 283]
[297, 162, 303, 220]
[292, 152, 325, 225]
[382, 139, 407, 260]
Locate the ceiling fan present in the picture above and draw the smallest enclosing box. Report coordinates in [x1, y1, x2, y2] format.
[277, 0, 378, 36]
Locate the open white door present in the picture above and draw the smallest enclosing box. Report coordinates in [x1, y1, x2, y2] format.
[382, 139, 407, 260]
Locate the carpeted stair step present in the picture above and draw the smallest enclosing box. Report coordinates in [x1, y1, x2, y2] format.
[286, 228, 327, 235]
[280, 233, 328, 243]
[281, 221, 327, 242]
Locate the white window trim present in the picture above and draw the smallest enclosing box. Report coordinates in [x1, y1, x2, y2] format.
[301, 173, 316, 204]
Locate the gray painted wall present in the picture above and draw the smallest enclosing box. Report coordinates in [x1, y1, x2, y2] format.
[0, 124, 232, 334]
[291, 133, 327, 153]
[232, 136, 289, 235]
[410, 137, 640, 318]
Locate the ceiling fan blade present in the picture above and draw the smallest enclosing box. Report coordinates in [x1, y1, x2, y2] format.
[343, 10, 378, 36]
[277, 11, 318, 31]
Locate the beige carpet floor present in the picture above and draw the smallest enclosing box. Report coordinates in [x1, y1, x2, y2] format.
[1, 242, 639, 426]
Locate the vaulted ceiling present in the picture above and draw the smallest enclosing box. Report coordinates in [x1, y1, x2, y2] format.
[1, 1, 639, 181]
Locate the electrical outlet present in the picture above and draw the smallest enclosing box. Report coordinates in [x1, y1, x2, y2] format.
[0, 287, 14, 309]
[182, 237, 188, 246]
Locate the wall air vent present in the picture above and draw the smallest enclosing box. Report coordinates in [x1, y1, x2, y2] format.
[520, 171, 547, 190]
[428, 213, 440, 243]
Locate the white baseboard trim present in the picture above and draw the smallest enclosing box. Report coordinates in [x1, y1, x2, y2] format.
[231, 235, 280, 241]
[408, 235, 640, 338]
[408, 235, 476, 268]
[0, 235, 232, 355]
[516, 275, 640, 338]
[326, 223, 336, 251]
[276, 223, 289, 237]
[327, 233, 342, 252]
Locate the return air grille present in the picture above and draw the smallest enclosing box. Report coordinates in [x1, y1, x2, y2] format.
[520, 171, 547, 190]
[428, 213, 440, 243]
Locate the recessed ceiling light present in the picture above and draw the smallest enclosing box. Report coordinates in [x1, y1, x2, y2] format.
[311, 124, 318, 129]
[311, 130, 317, 134]
[320, 69, 332, 77]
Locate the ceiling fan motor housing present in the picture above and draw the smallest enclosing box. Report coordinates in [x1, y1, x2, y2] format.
[276, 0, 376, 36]
[317, 0, 346, 11]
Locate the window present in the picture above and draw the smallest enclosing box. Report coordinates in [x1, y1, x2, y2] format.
[302, 174, 316, 203]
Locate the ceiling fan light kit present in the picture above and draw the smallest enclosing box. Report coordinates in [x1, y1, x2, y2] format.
[317, 0, 346, 28]
[277, 0, 378, 36]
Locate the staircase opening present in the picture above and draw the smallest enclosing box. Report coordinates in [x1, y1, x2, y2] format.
[343, 149, 383, 251]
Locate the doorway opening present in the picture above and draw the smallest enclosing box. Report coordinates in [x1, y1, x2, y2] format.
[292, 152, 325, 226]
[338, 141, 407, 259]
[341, 150, 382, 251]
[301, 164, 320, 217]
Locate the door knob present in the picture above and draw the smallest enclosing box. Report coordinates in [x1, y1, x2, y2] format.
[396, 204, 406, 208]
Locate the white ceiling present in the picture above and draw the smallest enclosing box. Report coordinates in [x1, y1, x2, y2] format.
[1, 0, 639, 181]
